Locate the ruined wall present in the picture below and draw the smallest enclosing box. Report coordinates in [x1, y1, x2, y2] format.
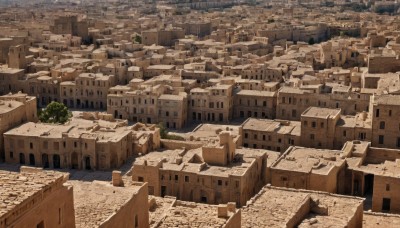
[6, 184, 75, 228]
[99, 183, 150, 228]
[160, 139, 203, 150]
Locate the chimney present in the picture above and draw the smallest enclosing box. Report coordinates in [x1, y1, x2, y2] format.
[112, 170, 124, 187]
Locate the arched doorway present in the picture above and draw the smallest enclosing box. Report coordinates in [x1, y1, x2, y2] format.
[84, 156, 91, 170]
[71, 152, 78, 169]
[42, 154, 49, 168]
[29, 153, 35, 166]
[53, 154, 61, 169]
[19, 153, 25, 164]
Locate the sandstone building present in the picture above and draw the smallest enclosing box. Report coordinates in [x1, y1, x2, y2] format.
[3, 112, 160, 170]
[132, 131, 272, 206]
[0, 169, 75, 228]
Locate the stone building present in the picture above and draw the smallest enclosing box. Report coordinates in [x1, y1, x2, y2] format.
[242, 185, 364, 227]
[242, 106, 372, 152]
[300, 107, 341, 149]
[132, 131, 271, 206]
[276, 84, 370, 121]
[0, 93, 37, 161]
[233, 90, 277, 120]
[189, 80, 234, 124]
[343, 140, 400, 214]
[270, 146, 347, 194]
[8, 45, 27, 69]
[50, 15, 89, 40]
[73, 73, 115, 110]
[107, 81, 188, 129]
[3, 112, 160, 170]
[242, 118, 300, 153]
[370, 94, 400, 149]
[0, 169, 75, 228]
[71, 179, 150, 228]
[142, 28, 185, 46]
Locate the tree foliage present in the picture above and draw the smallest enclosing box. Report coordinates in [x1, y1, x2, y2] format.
[134, 35, 142, 44]
[157, 123, 185, 141]
[39, 102, 72, 124]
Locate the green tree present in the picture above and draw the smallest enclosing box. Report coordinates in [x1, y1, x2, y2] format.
[39, 102, 72, 124]
[157, 122, 185, 141]
[134, 35, 142, 44]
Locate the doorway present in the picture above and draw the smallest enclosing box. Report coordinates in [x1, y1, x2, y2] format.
[84, 156, 91, 170]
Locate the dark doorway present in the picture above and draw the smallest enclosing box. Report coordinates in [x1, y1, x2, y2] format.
[29, 153, 35, 166]
[382, 198, 391, 212]
[19, 153, 25, 164]
[71, 152, 78, 169]
[85, 156, 91, 170]
[364, 174, 374, 195]
[53, 154, 61, 169]
[161, 186, 167, 197]
[42, 154, 49, 168]
[36, 221, 45, 228]
[201, 196, 207, 203]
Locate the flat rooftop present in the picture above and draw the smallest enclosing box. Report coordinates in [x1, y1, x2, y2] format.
[242, 186, 363, 228]
[154, 200, 236, 227]
[301, 107, 341, 119]
[373, 95, 400, 106]
[271, 147, 345, 175]
[70, 180, 145, 228]
[242, 118, 301, 136]
[0, 100, 24, 115]
[236, 90, 276, 97]
[0, 170, 66, 221]
[363, 212, 400, 228]
[134, 147, 265, 177]
[4, 116, 131, 142]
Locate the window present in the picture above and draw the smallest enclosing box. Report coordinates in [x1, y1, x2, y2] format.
[138, 176, 144, 182]
[303, 121, 308, 126]
[321, 122, 324, 128]
[376, 109, 380, 117]
[254, 134, 257, 140]
[281, 176, 288, 181]
[30, 143, 33, 149]
[397, 138, 400, 148]
[386, 184, 390, 191]
[185, 176, 189, 182]
[389, 110, 392, 117]
[343, 131, 347, 137]
[218, 180, 222, 186]
[244, 133, 248, 139]
[310, 134, 315, 140]
[380, 121, 385, 130]
[10, 151, 13, 159]
[311, 122, 316, 128]
[175, 175, 178, 181]
[379, 135, 384, 144]
[235, 181, 239, 188]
